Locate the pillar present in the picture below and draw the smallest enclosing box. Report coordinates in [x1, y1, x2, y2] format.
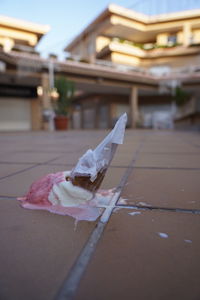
[183, 22, 192, 46]
[80, 104, 84, 129]
[31, 98, 42, 130]
[94, 97, 100, 129]
[41, 73, 51, 109]
[129, 86, 139, 128]
[88, 33, 96, 64]
[41, 73, 52, 130]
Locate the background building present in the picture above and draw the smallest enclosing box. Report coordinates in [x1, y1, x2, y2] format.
[0, 15, 50, 131]
[1, 5, 200, 131]
[65, 4, 200, 130]
[65, 4, 200, 69]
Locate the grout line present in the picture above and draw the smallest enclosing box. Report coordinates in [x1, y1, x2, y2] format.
[13, 150, 85, 154]
[140, 152, 200, 155]
[55, 222, 105, 300]
[47, 163, 129, 169]
[100, 191, 121, 223]
[0, 164, 41, 181]
[177, 136, 200, 150]
[44, 163, 75, 167]
[42, 154, 68, 164]
[134, 166, 200, 171]
[0, 161, 34, 165]
[55, 137, 147, 300]
[0, 151, 70, 165]
[0, 196, 16, 200]
[116, 204, 200, 215]
[0, 155, 65, 181]
[0, 161, 74, 167]
[1, 164, 200, 171]
[116, 142, 147, 193]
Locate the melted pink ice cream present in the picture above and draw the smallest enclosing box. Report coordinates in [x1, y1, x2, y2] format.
[18, 171, 114, 222]
[19, 172, 65, 206]
[17, 114, 127, 221]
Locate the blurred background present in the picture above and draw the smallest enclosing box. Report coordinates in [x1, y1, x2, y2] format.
[1, 0, 200, 131]
[1, 0, 200, 59]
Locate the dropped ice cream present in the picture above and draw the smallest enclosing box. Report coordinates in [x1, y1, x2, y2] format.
[18, 114, 127, 221]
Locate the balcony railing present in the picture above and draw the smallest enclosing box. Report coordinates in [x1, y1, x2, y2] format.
[111, 37, 181, 51]
[95, 58, 147, 74]
[65, 54, 149, 74]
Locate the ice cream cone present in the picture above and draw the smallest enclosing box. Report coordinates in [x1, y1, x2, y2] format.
[70, 168, 106, 193]
[69, 113, 127, 192]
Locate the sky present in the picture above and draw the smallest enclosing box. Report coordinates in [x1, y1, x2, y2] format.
[1, 0, 200, 59]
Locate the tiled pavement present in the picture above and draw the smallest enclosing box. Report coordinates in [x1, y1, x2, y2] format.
[0, 130, 200, 300]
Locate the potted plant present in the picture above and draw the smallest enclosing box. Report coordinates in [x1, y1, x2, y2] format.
[173, 86, 189, 107]
[53, 76, 75, 130]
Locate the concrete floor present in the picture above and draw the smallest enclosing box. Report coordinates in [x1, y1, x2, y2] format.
[0, 129, 200, 300]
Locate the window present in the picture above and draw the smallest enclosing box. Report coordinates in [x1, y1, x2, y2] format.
[167, 35, 177, 45]
[189, 34, 194, 44]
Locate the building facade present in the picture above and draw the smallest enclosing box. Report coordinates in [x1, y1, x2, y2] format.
[65, 4, 200, 70]
[0, 15, 50, 131]
[65, 4, 200, 129]
[1, 6, 200, 131]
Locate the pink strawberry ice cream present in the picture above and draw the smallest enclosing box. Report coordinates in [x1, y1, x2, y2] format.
[19, 172, 65, 206]
[18, 170, 114, 221]
[19, 171, 93, 206]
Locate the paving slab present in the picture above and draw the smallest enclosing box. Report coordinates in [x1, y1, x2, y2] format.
[111, 151, 135, 167]
[0, 150, 73, 165]
[0, 129, 200, 300]
[110, 141, 141, 167]
[140, 144, 200, 153]
[0, 131, 107, 154]
[0, 142, 35, 152]
[0, 199, 96, 300]
[176, 134, 200, 147]
[121, 168, 200, 210]
[0, 164, 72, 197]
[0, 151, 62, 164]
[101, 167, 126, 190]
[49, 151, 88, 165]
[135, 153, 200, 168]
[0, 163, 35, 179]
[74, 208, 200, 300]
[14, 145, 86, 154]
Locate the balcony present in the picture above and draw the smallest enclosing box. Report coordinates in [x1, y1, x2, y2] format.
[96, 38, 200, 60]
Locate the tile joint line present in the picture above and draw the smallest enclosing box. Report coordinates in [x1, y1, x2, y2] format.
[116, 204, 200, 214]
[55, 138, 147, 300]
